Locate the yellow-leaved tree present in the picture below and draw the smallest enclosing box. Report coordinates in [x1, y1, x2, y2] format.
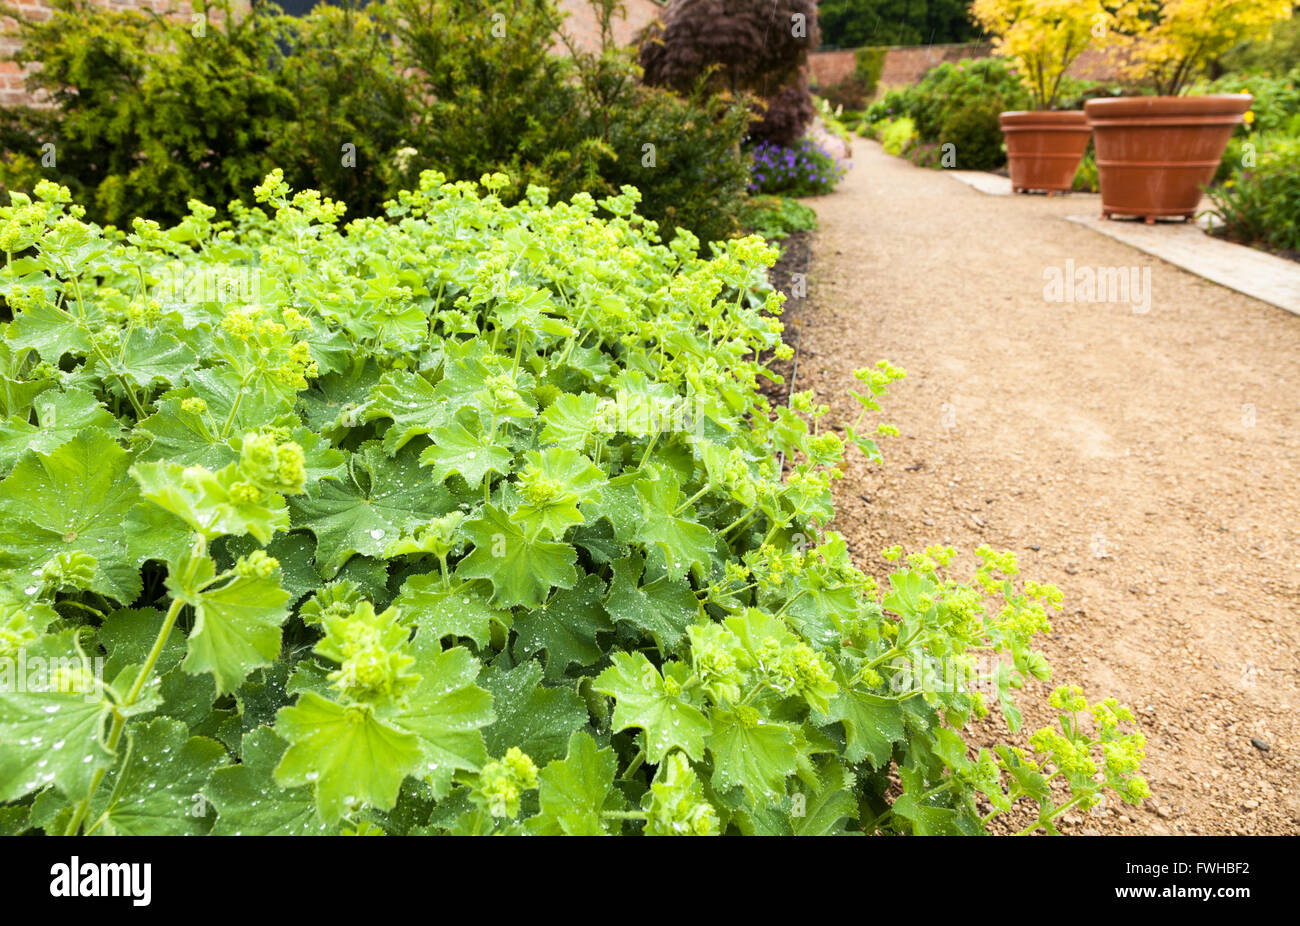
[1112, 0, 1294, 95]
[972, 0, 1116, 109]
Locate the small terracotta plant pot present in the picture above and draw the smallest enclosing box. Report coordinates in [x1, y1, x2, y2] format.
[1084, 95, 1252, 223]
[999, 110, 1092, 194]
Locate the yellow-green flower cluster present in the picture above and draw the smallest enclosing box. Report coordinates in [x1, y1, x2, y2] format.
[236, 431, 307, 498]
[687, 623, 745, 704]
[768, 640, 838, 714]
[1048, 684, 1089, 713]
[1028, 727, 1098, 778]
[299, 580, 365, 627]
[235, 550, 279, 580]
[318, 601, 420, 705]
[474, 747, 539, 819]
[644, 753, 719, 836]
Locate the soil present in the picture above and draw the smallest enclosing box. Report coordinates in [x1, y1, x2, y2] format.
[795, 139, 1300, 835]
[755, 230, 812, 410]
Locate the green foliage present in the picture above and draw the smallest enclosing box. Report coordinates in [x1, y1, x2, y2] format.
[377, 0, 584, 202]
[0, 0, 298, 228]
[1208, 137, 1300, 256]
[1208, 67, 1300, 183]
[0, 174, 1146, 835]
[865, 58, 1030, 169]
[0, 0, 751, 244]
[936, 98, 1008, 169]
[856, 47, 889, 96]
[1072, 146, 1100, 193]
[738, 196, 819, 242]
[818, 0, 980, 48]
[1218, 14, 1300, 74]
[880, 117, 919, 155]
[908, 59, 1029, 144]
[1207, 66, 1300, 135]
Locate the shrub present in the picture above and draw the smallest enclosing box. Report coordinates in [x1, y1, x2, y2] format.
[1206, 67, 1300, 184]
[748, 137, 848, 196]
[0, 174, 1147, 835]
[751, 75, 818, 146]
[817, 47, 887, 111]
[738, 194, 819, 241]
[1208, 137, 1300, 255]
[938, 98, 1009, 170]
[640, 0, 819, 146]
[880, 117, 918, 156]
[378, 0, 590, 202]
[1206, 66, 1300, 135]
[270, 3, 416, 221]
[865, 87, 919, 126]
[1218, 15, 1300, 75]
[382, 0, 755, 243]
[855, 47, 888, 98]
[864, 59, 1028, 170]
[816, 75, 871, 113]
[0, 0, 752, 244]
[591, 83, 754, 243]
[0, 0, 302, 227]
[908, 59, 1029, 143]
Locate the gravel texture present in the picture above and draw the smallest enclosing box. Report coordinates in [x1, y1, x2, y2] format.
[798, 139, 1300, 835]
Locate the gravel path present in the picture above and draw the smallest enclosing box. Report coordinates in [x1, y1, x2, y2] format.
[799, 138, 1300, 835]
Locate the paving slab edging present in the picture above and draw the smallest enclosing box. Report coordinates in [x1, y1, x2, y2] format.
[1065, 214, 1300, 317]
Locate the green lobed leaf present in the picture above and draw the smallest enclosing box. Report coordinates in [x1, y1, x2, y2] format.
[527, 731, 620, 836]
[592, 652, 710, 764]
[274, 691, 423, 825]
[0, 428, 144, 603]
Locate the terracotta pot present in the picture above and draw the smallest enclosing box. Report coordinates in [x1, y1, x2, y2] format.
[999, 110, 1092, 194]
[1084, 95, 1252, 223]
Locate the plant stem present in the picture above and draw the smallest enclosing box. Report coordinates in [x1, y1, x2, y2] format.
[63, 594, 185, 835]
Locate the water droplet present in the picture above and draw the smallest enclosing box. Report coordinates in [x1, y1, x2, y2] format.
[369, 528, 386, 540]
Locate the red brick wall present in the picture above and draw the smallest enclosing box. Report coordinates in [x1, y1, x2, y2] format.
[809, 42, 1123, 96]
[555, 0, 661, 53]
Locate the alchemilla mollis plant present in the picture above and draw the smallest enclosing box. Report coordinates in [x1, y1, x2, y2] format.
[0, 173, 1148, 835]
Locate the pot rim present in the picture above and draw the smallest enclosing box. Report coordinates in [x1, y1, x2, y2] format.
[999, 109, 1090, 124]
[1084, 94, 1253, 118]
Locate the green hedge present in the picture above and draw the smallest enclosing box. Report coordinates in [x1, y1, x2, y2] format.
[0, 0, 752, 243]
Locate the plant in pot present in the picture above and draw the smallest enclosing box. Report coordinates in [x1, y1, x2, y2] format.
[972, 0, 1110, 194]
[1087, 0, 1294, 223]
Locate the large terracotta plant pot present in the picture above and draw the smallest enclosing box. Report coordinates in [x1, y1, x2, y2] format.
[999, 110, 1092, 194]
[1084, 95, 1252, 223]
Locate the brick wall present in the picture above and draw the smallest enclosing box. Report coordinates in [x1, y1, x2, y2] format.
[555, 0, 661, 53]
[809, 42, 1123, 96]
